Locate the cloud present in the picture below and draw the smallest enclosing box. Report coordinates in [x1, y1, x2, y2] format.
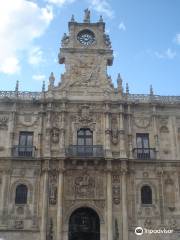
[118, 22, 126, 31]
[174, 33, 180, 45]
[32, 74, 46, 81]
[46, 0, 75, 5]
[90, 0, 114, 18]
[154, 48, 176, 60]
[0, 0, 53, 74]
[28, 46, 44, 65]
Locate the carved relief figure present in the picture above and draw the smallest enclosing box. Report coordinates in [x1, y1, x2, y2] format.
[0, 116, 8, 129]
[75, 173, 95, 198]
[51, 128, 59, 144]
[111, 115, 119, 145]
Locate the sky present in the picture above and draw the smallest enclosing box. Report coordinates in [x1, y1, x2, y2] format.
[0, 0, 180, 95]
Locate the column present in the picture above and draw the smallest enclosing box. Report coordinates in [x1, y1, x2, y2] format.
[59, 109, 66, 157]
[152, 105, 160, 159]
[56, 168, 64, 240]
[157, 168, 165, 225]
[40, 163, 49, 240]
[119, 104, 127, 158]
[0, 169, 10, 224]
[38, 104, 44, 158]
[121, 161, 128, 240]
[107, 162, 113, 240]
[8, 103, 16, 156]
[105, 103, 112, 158]
[127, 104, 133, 159]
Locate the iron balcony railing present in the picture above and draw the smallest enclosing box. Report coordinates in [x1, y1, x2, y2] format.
[133, 148, 156, 160]
[66, 145, 104, 158]
[12, 145, 36, 158]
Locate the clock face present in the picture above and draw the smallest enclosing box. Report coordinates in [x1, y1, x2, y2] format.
[77, 30, 95, 46]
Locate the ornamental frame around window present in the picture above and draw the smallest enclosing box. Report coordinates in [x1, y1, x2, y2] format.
[10, 180, 33, 205]
[136, 182, 157, 206]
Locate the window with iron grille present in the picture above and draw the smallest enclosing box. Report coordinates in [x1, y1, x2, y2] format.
[136, 133, 150, 159]
[77, 128, 93, 156]
[15, 184, 28, 204]
[18, 132, 33, 157]
[141, 185, 152, 204]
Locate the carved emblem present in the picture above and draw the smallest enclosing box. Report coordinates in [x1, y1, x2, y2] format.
[134, 116, 151, 129]
[49, 173, 57, 205]
[78, 105, 93, 124]
[75, 173, 95, 198]
[18, 113, 39, 127]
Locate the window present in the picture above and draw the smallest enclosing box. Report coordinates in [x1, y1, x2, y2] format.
[18, 132, 33, 157]
[136, 133, 149, 148]
[19, 132, 33, 146]
[136, 133, 150, 159]
[77, 128, 93, 146]
[77, 128, 93, 156]
[141, 185, 152, 204]
[15, 184, 28, 204]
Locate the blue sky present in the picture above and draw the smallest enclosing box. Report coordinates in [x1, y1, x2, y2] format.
[0, 0, 180, 95]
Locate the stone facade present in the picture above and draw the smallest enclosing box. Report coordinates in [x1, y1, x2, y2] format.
[0, 10, 180, 240]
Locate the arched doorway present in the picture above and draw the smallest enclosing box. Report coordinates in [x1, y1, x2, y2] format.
[68, 207, 100, 240]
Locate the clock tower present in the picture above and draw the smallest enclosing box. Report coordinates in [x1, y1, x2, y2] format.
[58, 9, 114, 95]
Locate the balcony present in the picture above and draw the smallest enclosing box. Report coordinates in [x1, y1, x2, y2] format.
[133, 148, 156, 160]
[12, 145, 36, 158]
[66, 145, 104, 158]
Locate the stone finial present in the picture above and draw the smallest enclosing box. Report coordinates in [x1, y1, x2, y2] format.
[150, 84, 154, 95]
[117, 73, 123, 93]
[99, 15, 103, 22]
[70, 14, 75, 22]
[84, 8, 90, 23]
[126, 83, 129, 94]
[42, 81, 45, 92]
[15, 80, 19, 92]
[49, 72, 55, 87]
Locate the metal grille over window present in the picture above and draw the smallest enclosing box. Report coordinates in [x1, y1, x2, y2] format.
[15, 184, 28, 204]
[141, 185, 152, 204]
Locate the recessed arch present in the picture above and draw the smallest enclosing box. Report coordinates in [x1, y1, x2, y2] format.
[65, 203, 104, 224]
[68, 207, 100, 240]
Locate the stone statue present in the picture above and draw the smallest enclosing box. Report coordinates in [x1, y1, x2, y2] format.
[61, 33, 69, 45]
[84, 9, 90, 23]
